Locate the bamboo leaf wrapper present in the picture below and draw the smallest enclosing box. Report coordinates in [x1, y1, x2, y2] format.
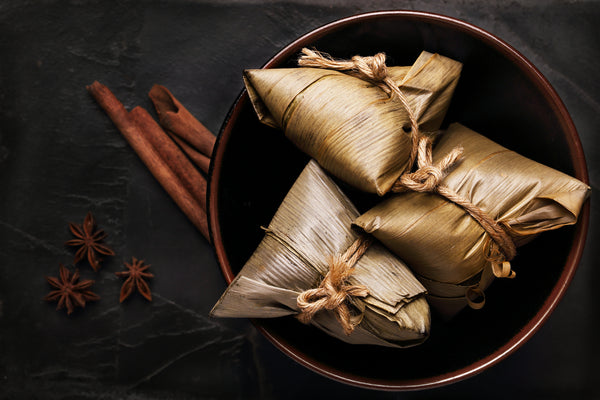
[354, 123, 590, 318]
[211, 160, 430, 348]
[243, 51, 462, 195]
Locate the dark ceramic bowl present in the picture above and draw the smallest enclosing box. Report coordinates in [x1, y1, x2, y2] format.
[208, 11, 590, 390]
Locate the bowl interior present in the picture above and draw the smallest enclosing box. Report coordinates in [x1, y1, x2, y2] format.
[209, 11, 588, 389]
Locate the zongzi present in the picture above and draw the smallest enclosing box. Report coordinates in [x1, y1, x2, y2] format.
[354, 123, 590, 318]
[243, 49, 462, 195]
[211, 160, 430, 348]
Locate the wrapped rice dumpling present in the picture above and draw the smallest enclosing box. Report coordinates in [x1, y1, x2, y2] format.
[243, 50, 462, 195]
[354, 123, 590, 318]
[211, 160, 430, 348]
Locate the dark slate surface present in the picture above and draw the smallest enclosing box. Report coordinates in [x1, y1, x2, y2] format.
[0, 1, 598, 399]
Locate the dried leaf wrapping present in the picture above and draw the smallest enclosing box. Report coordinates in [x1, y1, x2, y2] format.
[211, 160, 430, 347]
[354, 123, 590, 318]
[243, 51, 462, 195]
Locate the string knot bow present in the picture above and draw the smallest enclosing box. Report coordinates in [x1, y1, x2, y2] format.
[394, 136, 464, 193]
[297, 236, 372, 335]
[299, 48, 393, 91]
[349, 53, 388, 82]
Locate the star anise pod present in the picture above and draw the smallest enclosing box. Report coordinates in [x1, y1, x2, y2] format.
[44, 264, 100, 315]
[65, 211, 115, 271]
[115, 257, 154, 302]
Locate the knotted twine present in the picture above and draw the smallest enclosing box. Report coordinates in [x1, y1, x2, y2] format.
[299, 48, 421, 173]
[297, 235, 373, 335]
[298, 48, 517, 309]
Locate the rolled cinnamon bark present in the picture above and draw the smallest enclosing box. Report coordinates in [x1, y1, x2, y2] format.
[148, 84, 216, 159]
[169, 133, 211, 175]
[129, 106, 207, 211]
[87, 81, 210, 241]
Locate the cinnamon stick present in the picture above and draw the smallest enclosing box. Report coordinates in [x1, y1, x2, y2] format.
[86, 81, 210, 241]
[148, 84, 216, 158]
[169, 133, 211, 175]
[129, 106, 207, 211]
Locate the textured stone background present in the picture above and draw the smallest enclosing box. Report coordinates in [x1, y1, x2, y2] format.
[0, 1, 598, 399]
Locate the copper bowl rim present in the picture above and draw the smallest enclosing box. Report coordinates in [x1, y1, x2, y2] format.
[207, 10, 590, 390]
